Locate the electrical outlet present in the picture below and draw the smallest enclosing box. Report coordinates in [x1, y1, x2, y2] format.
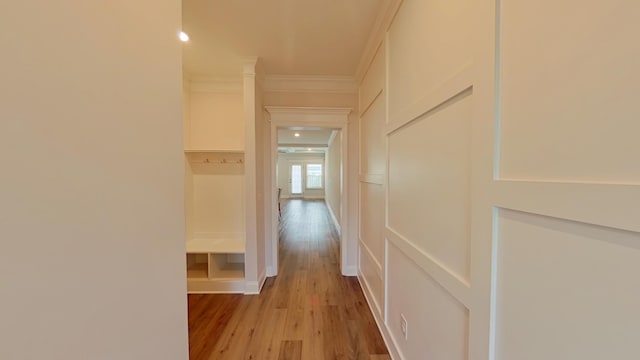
[400, 313, 408, 340]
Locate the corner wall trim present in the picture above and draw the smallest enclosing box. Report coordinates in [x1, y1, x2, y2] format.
[325, 199, 342, 236]
[357, 272, 403, 359]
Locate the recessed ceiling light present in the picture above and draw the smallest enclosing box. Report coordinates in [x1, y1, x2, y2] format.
[308, 148, 312, 151]
[179, 31, 189, 42]
[294, 133, 300, 137]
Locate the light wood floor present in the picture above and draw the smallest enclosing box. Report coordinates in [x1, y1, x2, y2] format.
[188, 199, 390, 360]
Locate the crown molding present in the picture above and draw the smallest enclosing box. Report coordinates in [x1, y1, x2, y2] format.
[355, 0, 403, 83]
[263, 75, 358, 94]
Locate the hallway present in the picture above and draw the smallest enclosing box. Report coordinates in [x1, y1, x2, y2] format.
[188, 199, 390, 360]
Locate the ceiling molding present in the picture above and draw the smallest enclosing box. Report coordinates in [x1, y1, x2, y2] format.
[266, 106, 352, 127]
[189, 78, 243, 93]
[263, 75, 358, 94]
[355, 0, 403, 83]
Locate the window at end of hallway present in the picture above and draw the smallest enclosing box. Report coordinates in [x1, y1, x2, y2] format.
[306, 163, 323, 189]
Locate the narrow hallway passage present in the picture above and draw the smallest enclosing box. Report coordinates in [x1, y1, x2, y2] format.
[188, 199, 390, 360]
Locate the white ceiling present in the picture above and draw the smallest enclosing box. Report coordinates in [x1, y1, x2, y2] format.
[182, 0, 384, 78]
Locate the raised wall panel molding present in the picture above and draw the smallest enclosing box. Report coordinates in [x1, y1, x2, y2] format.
[356, 272, 402, 360]
[359, 173, 385, 185]
[359, 238, 383, 278]
[355, 0, 403, 83]
[385, 64, 474, 135]
[494, 180, 640, 233]
[263, 75, 358, 94]
[385, 227, 472, 308]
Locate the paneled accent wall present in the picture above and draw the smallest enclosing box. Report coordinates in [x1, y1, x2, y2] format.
[490, 1, 640, 359]
[358, 39, 387, 323]
[357, 0, 640, 359]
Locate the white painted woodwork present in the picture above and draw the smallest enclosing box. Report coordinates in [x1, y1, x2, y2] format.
[387, 243, 469, 360]
[242, 59, 267, 294]
[388, 94, 472, 282]
[359, 182, 385, 311]
[264, 75, 358, 94]
[186, 238, 246, 254]
[326, 132, 342, 228]
[0, 0, 188, 358]
[360, 94, 386, 177]
[359, 42, 385, 115]
[495, 210, 640, 360]
[387, 0, 472, 118]
[266, 106, 354, 275]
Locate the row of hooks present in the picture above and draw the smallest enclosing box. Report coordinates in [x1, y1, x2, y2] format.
[200, 158, 244, 164]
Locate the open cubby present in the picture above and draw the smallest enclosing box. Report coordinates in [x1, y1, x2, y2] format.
[184, 151, 247, 294]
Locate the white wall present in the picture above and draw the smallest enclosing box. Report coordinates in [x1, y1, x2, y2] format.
[358, 40, 386, 320]
[356, 0, 640, 359]
[326, 132, 342, 231]
[277, 153, 326, 199]
[0, 1, 188, 359]
[187, 91, 244, 151]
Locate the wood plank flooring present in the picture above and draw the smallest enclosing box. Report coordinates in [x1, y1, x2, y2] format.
[188, 199, 390, 360]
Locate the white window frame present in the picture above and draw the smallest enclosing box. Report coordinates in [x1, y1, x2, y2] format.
[305, 163, 324, 189]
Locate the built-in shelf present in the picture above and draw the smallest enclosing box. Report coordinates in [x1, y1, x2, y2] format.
[186, 238, 245, 254]
[186, 262, 208, 279]
[185, 238, 246, 293]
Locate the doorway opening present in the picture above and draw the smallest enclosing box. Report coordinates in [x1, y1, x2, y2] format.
[265, 107, 352, 277]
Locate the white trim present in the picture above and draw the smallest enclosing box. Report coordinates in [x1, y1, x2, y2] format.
[355, 0, 404, 83]
[342, 265, 357, 276]
[385, 65, 473, 135]
[357, 272, 403, 360]
[326, 199, 342, 235]
[327, 130, 338, 147]
[264, 75, 357, 94]
[266, 266, 276, 277]
[267, 106, 353, 276]
[245, 268, 267, 295]
[359, 173, 385, 185]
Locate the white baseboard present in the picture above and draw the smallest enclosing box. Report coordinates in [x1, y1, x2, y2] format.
[357, 270, 403, 360]
[245, 268, 267, 294]
[325, 199, 341, 235]
[342, 264, 357, 276]
[266, 265, 277, 277]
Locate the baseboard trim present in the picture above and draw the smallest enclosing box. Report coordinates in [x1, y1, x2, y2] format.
[266, 265, 277, 277]
[342, 264, 357, 276]
[245, 268, 268, 295]
[325, 199, 341, 235]
[357, 271, 403, 360]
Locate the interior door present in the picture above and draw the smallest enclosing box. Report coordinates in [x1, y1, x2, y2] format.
[290, 163, 303, 196]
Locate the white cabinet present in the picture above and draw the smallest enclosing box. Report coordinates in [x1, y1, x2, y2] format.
[184, 151, 246, 294]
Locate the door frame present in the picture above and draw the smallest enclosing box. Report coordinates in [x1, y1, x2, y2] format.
[266, 106, 352, 276]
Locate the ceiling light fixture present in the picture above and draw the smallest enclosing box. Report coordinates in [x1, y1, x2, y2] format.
[294, 133, 300, 137]
[308, 148, 312, 151]
[179, 31, 190, 42]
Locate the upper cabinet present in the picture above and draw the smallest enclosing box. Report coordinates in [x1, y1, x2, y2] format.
[183, 81, 245, 151]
